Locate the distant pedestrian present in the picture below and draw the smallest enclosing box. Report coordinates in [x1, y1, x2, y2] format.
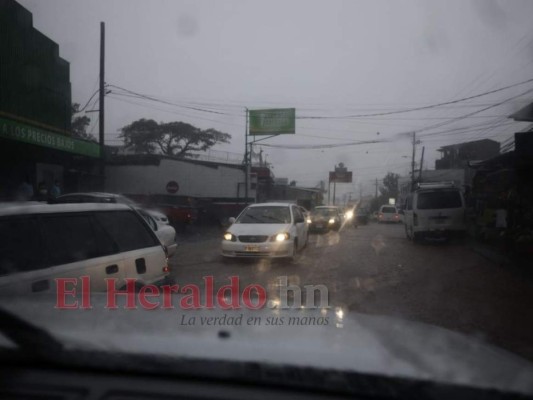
[35, 181, 48, 202]
[49, 180, 61, 198]
[16, 178, 34, 201]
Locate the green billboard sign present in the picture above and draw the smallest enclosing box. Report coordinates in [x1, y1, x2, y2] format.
[0, 117, 101, 158]
[249, 108, 295, 135]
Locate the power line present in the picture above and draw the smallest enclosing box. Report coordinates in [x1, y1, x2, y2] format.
[108, 85, 240, 117]
[106, 95, 244, 129]
[74, 88, 101, 114]
[260, 139, 385, 150]
[414, 87, 533, 135]
[108, 78, 533, 122]
[297, 77, 533, 119]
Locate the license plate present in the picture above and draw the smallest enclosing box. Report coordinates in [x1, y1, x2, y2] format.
[245, 245, 260, 252]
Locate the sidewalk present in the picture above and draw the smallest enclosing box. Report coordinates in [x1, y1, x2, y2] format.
[469, 235, 533, 282]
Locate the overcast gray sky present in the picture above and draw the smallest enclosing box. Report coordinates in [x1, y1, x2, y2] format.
[19, 0, 533, 198]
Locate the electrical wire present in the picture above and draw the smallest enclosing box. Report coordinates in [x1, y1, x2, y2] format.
[414, 87, 533, 135]
[296, 77, 533, 119]
[260, 139, 385, 150]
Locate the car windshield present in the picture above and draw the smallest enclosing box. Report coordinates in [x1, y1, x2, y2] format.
[417, 191, 462, 209]
[236, 206, 291, 224]
[2, 0, 533, 396]
[313, 208, 337, 217]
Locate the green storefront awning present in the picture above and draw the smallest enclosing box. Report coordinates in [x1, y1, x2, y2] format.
[0, 116, 100, 158]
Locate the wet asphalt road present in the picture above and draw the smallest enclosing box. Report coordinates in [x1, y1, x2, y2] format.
[170, 221, 533, 361]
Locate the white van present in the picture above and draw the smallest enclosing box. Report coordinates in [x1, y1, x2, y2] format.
[403, 182, 466, 242]
[0, 203, 169, 294]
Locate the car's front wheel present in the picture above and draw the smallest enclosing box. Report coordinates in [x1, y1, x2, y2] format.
[288, 239, 298, 262]
[404, 224, 411, 240]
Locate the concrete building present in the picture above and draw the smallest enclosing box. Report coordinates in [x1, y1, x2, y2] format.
[435, 139, 500, 170]
[0, 0, 101, 199]
[105, 154, 256, 222]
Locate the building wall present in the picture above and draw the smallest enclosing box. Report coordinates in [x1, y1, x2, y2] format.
[436, 140, 500, 170]
[0, 0, 102, 200]
[105, 158, 255, 200]
[0, 0, 71, 132]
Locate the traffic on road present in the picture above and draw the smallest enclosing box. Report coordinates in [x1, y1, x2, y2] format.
[2, 0, 533, 398]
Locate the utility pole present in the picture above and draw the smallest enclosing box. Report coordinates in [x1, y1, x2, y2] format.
[374, 178, 378, 199]
[410, 132, 417, 191]
[244, 108, 249, 204]
[418, 146, 425, 183]
[98, 22, 105, 184]
[332, 176, 337, 205]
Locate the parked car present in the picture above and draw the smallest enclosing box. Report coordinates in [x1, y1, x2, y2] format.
[403, 182, 467, 242]
[52, 192, 137, 205]
[157, 204, 198, 227]
[353, 207, 369, 226]
[147, 209, 170, 225]
[378, 205, 401, 223]
[221, 202, 308, 260]
[308, 206, 343, 232]
[137, 209, 178, 257]
[53, 192, 177, 257]
[0, 203, 170, 294]
[298, 205, 310, 221]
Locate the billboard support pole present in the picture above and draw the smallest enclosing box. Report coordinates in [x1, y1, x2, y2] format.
[244, 108, 249, 204]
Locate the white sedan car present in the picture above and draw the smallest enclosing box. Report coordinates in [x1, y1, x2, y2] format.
[221, 203, 308, 259]
[138, 209, 177, 257]
[146, 209, 170, 225]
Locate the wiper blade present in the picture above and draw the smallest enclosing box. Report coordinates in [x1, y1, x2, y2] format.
[0, 305, 63, 358]
[261, 215, 285, 223]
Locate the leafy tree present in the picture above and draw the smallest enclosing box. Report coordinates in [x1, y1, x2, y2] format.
[119, 119, 160, 154]
[370, 172, 400, 211]
[380, 172, 400, 199]
[119, 119, 231, 157]
[71, 103, 96, 141]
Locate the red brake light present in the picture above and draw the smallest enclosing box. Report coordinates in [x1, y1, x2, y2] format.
[163, 265, 170, 274]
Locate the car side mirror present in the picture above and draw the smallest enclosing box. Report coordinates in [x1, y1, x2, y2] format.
[228, 217, 236, 224]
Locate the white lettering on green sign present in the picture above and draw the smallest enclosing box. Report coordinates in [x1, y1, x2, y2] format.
[0, 117, 100, 158]
[249, 108, 296, 135]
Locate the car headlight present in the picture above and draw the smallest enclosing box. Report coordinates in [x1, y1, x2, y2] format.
[306, 218, 312, 224]
[346, 211, 353, 219]
[275, 232, 290, 242]
[328, 218, 335, 224]
[223, 232, 236, 241]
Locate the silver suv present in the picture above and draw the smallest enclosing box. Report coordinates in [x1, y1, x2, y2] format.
[0, 203, 169, 294]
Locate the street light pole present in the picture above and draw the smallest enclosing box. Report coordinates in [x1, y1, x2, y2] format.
[98, 22, 105, 186]
[410, 132, 417, 191]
